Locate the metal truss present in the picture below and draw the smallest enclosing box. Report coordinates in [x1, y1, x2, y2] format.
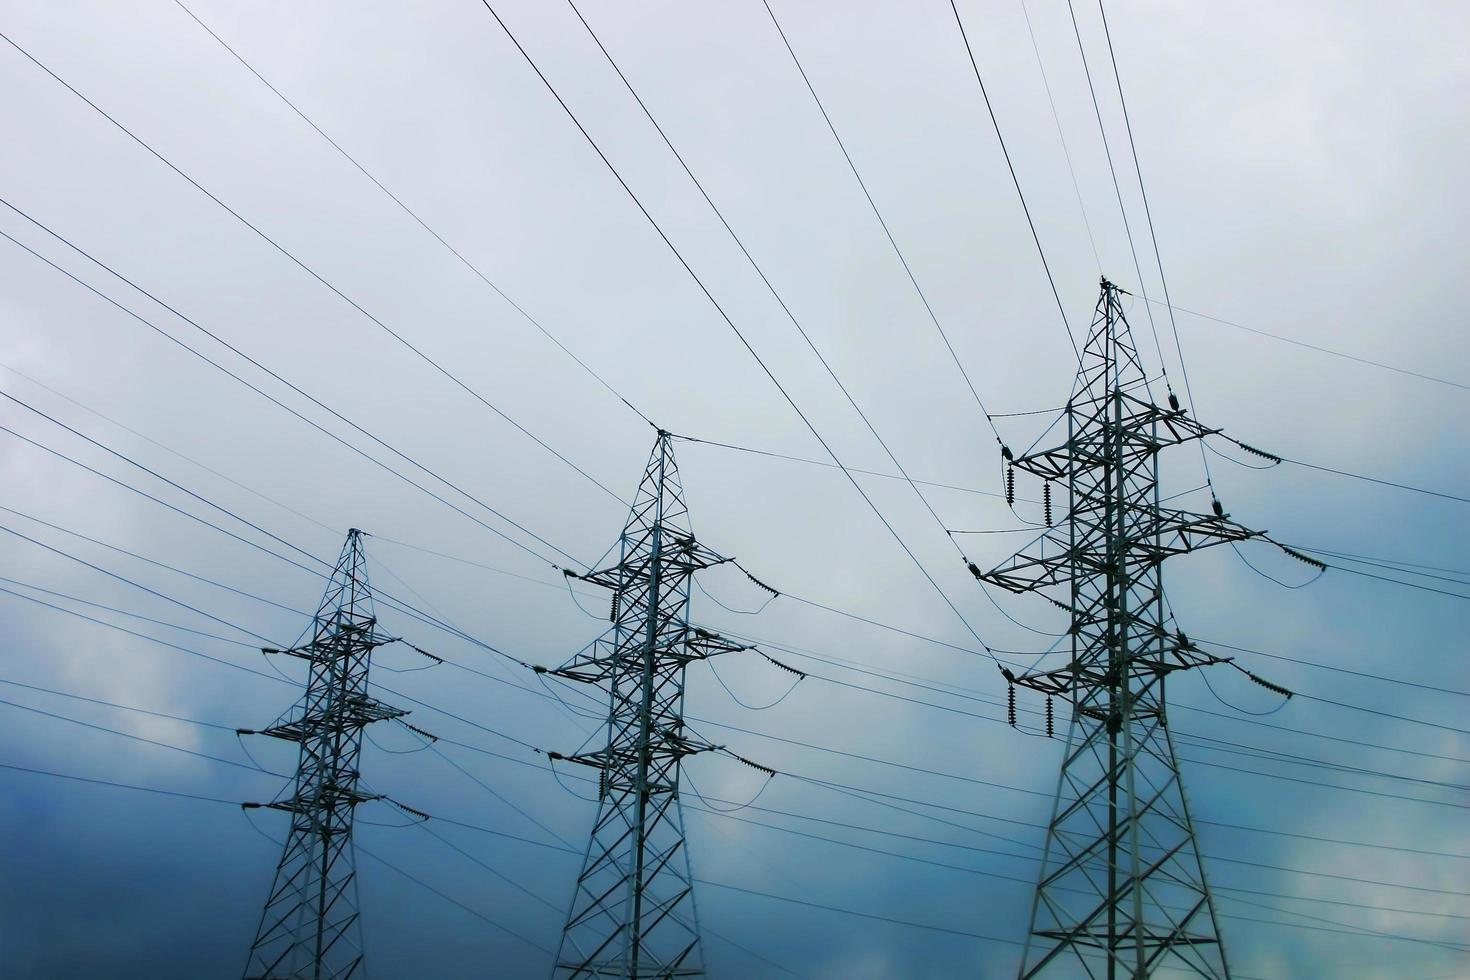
[978, 279, 1261, 979]
[241, 529, 402, 980]
[547, 431, 744, 979]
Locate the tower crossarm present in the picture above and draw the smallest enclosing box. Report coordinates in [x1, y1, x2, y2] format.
[576, 535, 731, 591]
[1002, 637, 1232, 699]
[1011, 406, 1223, 483]
[978, 510, 1262, 593]
[545, 625, 748, 685]
[253, 696, 406, 742]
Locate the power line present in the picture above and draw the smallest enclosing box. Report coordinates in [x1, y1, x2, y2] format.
[0, 200, 578, 567]
[0, 574, 259, 650]
[569, 0, 1015, 606]
[1145, 294, 1470, 393]
[1096, 0, 1197, 411]
[947, 0, 1079, 359]
[0, 29, 629, 509]
[0, 360, 337, 537]
[472, 0, 997, 657]
[1018, 0, 1102, 271]
[169, 0, 656, 430]
[752, 0, 1005, 437]
[1058, 0, 1171, 383]
[0, 520, 278, 646]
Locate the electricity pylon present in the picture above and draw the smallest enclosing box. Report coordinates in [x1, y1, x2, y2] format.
[241, 528, 403, 980]
[976, 279, 1260, 979]
[545, 430, 746, 979]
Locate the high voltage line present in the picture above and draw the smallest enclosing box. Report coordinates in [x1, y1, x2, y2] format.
[2, 3, 1465, 976]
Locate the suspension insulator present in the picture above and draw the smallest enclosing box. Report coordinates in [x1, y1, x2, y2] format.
[1006, 466, 1015, 506]
[1007, 683, 1016, 728]
[1043, 481, 1053, 527]
[1046, 696, 1054, 738]
[597, 769, 607, 799]
[610, 591, 620, 622]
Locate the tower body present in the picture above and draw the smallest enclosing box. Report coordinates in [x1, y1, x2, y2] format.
[981, 281, 1258, 979]
[243, 529, 401, 980]
[550, 432, 739, 979]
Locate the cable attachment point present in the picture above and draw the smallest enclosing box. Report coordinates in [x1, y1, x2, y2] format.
[409, 644, 443, 664]
[1211, 497, 1224, 518]
[1001, 444, 1014, 462]
[1168, 391, 1181, 413]
[1043, 481, 1053, 527]
[757, 650, 807, 679]
[1243, 668, 1294, 699]
[388, 799, 431, 821]
[1236, 441, 1282, 464]
[1279, 545, 1328, 571]
[730, 753, 778, 778]
[742, 568, 781, 597]
[402, 721, 438, 743]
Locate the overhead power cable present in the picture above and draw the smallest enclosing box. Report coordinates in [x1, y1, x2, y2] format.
[0, 360, 336, 537]
[751, 0, 1005, 438]
[1057, 0, 1171, 382]
[0, 574, 259, 650]
[567, 0, 1054, 648]
[0, 520, 277, 646]
[0, 198, 578, 567]
[947, 0, 1079, 359]
[0, 30, 628, 508]
[472, 0, 997, 657]
[170, 0, 655, 430]
[1144, 295, 1470, 393]
[1018, 0, 1102, 271]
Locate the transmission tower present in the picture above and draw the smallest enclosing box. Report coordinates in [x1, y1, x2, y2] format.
[544, 430, 747, 979]
[976, 279, 1261, 979]
[241, 528, 404, 980]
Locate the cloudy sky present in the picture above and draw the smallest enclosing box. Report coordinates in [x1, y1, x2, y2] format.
[1, 1, 1467, 977]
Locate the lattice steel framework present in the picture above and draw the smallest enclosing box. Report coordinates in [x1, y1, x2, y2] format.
[979, 280, 1261, 979]
[547, 431, 743, 979]
[242, 529, 402, 980]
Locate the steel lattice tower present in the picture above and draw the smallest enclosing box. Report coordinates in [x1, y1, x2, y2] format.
[546, 430, 744, 979]
[241, 528, 403, 980]
[978, 279, 1261, 979]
